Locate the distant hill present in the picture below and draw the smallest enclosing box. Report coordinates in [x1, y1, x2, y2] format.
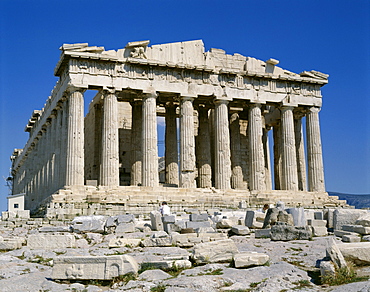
[328, 192, 370, 209]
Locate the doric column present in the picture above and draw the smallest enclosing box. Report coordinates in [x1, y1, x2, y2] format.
[248, 103, 266, 191]
[294, 110, 307, 191]
[142, 92, 159, 187]
[65, 88, 85, 186]
[273, 123, 282, 190]
[306, 107, 325, 192]
[230, 112, 244, 189]
[130, 100, 142, 186]
[197, 107, 212, 188]
[100, 90, 119, 187]
[209, 109, 215, 186]
[52, 108, 60, 192]
[214, 99, 231, 189]
[57, 99, 67, 189]
[165, 102, 179, 185]
[179, 96, 196, 188]
[263, 127, 272, 190]
[280, 106, 299, 191]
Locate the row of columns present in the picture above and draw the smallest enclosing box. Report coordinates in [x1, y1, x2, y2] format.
[14, 88, 326, 206]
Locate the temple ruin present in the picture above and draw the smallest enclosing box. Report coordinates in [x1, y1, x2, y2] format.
[9, 40, 346, 218]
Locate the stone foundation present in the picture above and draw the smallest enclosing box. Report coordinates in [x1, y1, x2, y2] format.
[35, 185, 347, 219]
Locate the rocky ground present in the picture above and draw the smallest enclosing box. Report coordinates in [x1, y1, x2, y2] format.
[1, 212, 370, 292]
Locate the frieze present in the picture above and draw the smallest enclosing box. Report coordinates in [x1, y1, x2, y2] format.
[66, 58, 322, 97]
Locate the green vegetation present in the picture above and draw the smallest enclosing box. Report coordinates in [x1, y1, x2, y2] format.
[250, 281, 261, 287]
[281, 257, 305, 268]
[28, 255, 53, 265]
[197, 268, 223, 276]
[112, 273, 137, 285]
[292, 279, 312, 289]
[321, 264, 369, 286]
[16, 253, 26, 260]
[150, 284, 167, 292]
[289, 247, 303, 252]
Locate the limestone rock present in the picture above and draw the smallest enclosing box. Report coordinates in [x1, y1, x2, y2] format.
[311, 226, 328, 237]
[342, 234, 361, 242]
[0, 237, 24, 250]
[233, 252, 269, 268]
[245, 210, 265, 229]
[150, 211, 163, 231]
[355, 213, 370, 227]
[115, 222, 135, 233]
[270, 225, 312, 241]
[186, 221, 211, 229]
[72, 216, 107, 233]
[138, 269, 172, 281]
[326, 238, 348, 269]
[216, 219, 234, 229]
[27, 234, 76, 249]
[337, 242, 370, 265]
[173, 259, 192, 269]
[255, 229, 271, 238]
[363, 235, 370, 242]
[333, 209, 368, 230]
[320, 260, 336, 278]
[189, 213, 208, 222]
[109, 237, 141, 248]
[262, 208, 294, 229]
[191, 239, 238, 264]
[141, 237, 172, 247]
[230, 225, 250, 235]
[286, 208, 306, 226]
[52, 255, 138, 280]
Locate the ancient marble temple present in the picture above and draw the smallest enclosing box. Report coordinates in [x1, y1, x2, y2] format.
[10, 40, 342, 217]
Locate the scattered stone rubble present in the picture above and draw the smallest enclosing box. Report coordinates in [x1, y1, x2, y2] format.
[1, 205, 370, 291]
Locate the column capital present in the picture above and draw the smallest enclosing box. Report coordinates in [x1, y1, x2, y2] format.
[293, 107, 307, 119]
[249, 102, 262, 108]
[101, 87, 118, 95]
[142, 91, 158, 99]
[50, 110, 57, 119]
[180, 95, 195, 102]
[307, 106, 321, 114]
[213, 98, 229, 106]
[165, 101, 177, 108]
[66, 86, 86, 95]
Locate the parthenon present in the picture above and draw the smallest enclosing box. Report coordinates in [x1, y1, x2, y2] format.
[10, 40, 345, 218]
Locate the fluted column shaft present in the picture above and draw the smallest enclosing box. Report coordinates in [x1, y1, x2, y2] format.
[294, 115, 307, 191]
[280, 106, 299, 191]
[65, 89, 85, 186]
[197, 107, 212, 188]
[230, 113, 244, 189]
[50, 107, 60, 192]
[130, 100, 142, 186]
[214, 99, 231, 189]
[59, 99, 68, 188]
[306, 107, 325, 192]
[142, 92, 159, 187]
[273, 124, 282, 190]
[248, 103, 266, 191]
[263, 127, 272, 190]
[100, 91, 119, 186]
[180, 96, 196, 188]
[165, 102, 179, 185]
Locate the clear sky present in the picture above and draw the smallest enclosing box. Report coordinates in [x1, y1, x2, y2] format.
[0, 0, 369, 212]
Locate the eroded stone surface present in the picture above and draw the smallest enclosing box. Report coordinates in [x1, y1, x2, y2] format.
[52, 255, 138, 280]
[191, 239, 238, 264]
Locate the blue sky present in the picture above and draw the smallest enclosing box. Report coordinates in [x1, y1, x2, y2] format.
[0, 1, 369, 212]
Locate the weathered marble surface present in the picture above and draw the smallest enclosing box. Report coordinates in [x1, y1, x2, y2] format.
[10, 39, 332, 216]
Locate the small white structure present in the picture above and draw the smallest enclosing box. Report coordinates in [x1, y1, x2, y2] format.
[7, 193, 25, 212]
